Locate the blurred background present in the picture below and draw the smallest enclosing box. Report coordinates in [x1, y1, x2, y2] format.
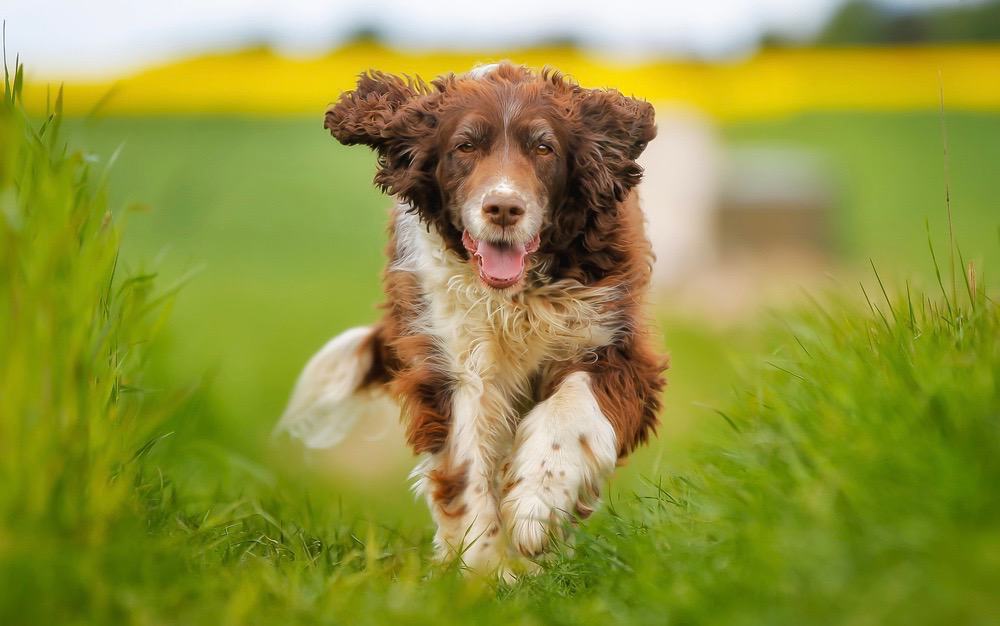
[6, 0, 999, 527]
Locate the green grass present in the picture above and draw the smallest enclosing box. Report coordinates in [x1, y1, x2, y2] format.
[55, 112, 1000, 495]
[724, 111, 1000, 273]
[3, 79, 1000, 624]
[63, 117, 390, 449]
[59, 116, 757, 506]
[0, 77, 186, 623]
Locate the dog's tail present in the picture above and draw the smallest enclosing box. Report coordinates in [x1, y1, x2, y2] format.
[274, 324, 397, 448]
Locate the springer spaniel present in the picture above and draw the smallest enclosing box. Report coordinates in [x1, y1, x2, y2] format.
[278, 62, 667, 575]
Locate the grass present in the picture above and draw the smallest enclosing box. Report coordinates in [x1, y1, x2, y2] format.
[59, 111, 1000, 462]
[59, 116, 757, 511]
[0, 71, 185, 623]
[3, 71, 1000, 624]
[724, 111, 1000, 273]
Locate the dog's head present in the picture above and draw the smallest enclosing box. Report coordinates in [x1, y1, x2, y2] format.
[325, 62, 655, 290]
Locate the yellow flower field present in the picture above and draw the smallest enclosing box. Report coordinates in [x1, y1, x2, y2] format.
[22, 42, 1000, 121]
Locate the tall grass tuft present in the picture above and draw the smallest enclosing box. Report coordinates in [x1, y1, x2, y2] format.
[0, 60, 180, 623]
[535, 266, 1000, 625]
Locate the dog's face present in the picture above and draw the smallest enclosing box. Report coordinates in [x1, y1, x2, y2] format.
[438, 75, 569, 288]
[325, 63, 655, 290]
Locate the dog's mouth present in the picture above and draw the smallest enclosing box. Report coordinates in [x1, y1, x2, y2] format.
[462, 230, 541, 289]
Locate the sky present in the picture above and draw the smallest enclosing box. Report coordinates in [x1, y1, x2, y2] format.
[2, 0, 977, 78]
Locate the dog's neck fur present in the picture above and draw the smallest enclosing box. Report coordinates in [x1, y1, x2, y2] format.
[391, 205, 623, 379]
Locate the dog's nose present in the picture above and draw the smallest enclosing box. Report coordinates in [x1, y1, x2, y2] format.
[482, 192, 526, 228]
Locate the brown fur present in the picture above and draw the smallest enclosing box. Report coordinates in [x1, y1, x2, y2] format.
[428, 460, 469, 518]
[544, 192, 669, 455]
[325, 62, 667, 466]
[376, 236, 454, 455]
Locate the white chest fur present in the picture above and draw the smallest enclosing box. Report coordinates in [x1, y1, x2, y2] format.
[392, 207, 620, 407]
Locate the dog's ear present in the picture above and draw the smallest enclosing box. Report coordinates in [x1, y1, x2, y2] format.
[571, 89, 656, 209]
[324, 71, 423, 150]
[325, 71, 443, 210]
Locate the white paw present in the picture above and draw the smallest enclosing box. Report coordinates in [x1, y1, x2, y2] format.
[497, 556, 542, 583]
[500, 372, 618, 557]
[453, 519, 506, 574]
[502, 453, 589, 557]
[505, 488, 556, 557]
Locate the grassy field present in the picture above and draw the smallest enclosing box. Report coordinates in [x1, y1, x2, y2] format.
[61, 115, 764, 509]
[3, 73, 1000, 626]
[724, 111, 1000, 272]
[63, 113, 1000, 380]
[61, 112, 1000, 455]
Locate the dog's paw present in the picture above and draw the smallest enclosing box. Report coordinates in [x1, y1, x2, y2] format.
[500, 445, 599, 557]
[504, 486, 558, 557]
[500, 372, 619, 558]
[497, 555, 543, 584]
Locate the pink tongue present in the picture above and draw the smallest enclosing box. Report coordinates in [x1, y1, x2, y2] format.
[476, 241, 526, 281]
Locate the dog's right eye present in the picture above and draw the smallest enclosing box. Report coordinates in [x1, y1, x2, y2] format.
[456, 142, 475, 154]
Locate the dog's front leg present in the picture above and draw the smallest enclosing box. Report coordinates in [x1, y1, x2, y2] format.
[502, 338, 665, 558]
[413, 380, 507, 574]
[500, 371, 619, 558]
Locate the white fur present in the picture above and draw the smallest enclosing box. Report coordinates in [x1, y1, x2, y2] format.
[414, 380, 507, 571]
[460, 175, 544, 246]
[467, 63, 500, 79]
[501, 372, 617, 557]
[276, 326, 397, 448]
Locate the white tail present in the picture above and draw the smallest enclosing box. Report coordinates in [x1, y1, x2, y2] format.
[275, 325, 398, 448]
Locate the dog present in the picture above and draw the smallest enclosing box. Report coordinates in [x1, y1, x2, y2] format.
[277, 62, 667, 575]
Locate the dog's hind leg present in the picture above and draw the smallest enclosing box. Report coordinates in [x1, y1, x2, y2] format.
[275, 324, 397, 448]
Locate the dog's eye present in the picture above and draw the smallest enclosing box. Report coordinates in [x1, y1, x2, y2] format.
[456, 142, 475, 154]
[535, 143, 553, 156]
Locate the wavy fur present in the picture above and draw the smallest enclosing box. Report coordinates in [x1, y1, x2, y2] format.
[285, 62, 668, 574]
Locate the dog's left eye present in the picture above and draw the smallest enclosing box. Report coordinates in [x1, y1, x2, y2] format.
[535, 143, 553, 156]
[456, 142, 476, 154]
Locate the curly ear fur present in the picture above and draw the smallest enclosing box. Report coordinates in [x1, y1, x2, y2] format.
[373, 96, 443, 212]
[571, 89, 656, 209]
[325, 67, 655, 267]
[541, 85, 656, 282]
[324, 71, 426, 150]
[324, 71, 449, 234]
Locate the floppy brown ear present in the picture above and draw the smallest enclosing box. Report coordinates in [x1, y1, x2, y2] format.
[572, 89, 656, 208]
[324, 71, 423, 150]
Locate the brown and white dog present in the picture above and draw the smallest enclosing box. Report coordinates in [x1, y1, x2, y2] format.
[277, 62, 667, 575]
